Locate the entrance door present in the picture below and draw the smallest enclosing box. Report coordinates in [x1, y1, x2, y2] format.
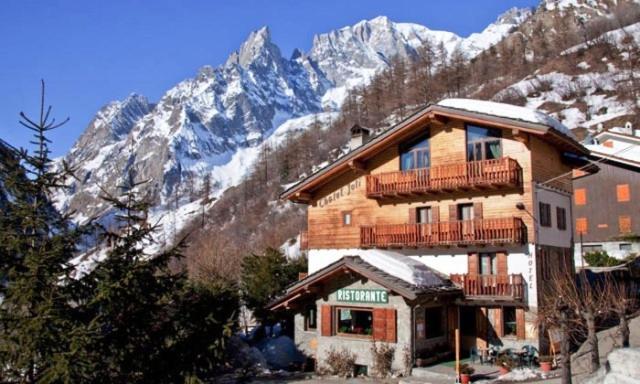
[460, 306, 477, 351]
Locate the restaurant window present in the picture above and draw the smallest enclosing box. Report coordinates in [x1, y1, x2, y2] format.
[342, 211, 352, 226]
[417, 207, 433, 224]
[574, 188, 587, 206]
[539, 202, 551, 227]
[617, 184, 630, 202]
[335, 307, 373, 337]
[304, 305, 317, 330]
[466, 125, 502, 162]
[503, 307, 517, 337]
[400, 134, 430, 171]
[556, 207, 567, 230]
[425, 306, 445, 339]
[480, 252, 497, 275]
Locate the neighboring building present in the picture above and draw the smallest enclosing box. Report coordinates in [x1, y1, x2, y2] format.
[269, 99, 589, 372]
[573, 124, 640, 265]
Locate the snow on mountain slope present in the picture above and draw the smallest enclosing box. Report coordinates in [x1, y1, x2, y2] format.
[57, 9, 531, 252]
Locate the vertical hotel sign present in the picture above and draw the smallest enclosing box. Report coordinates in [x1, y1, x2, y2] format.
[336, 289, 388, 304]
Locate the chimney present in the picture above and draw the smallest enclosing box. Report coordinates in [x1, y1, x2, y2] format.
[349, 124, 371, 150]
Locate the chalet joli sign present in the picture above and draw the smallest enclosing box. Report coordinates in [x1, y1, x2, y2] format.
[336, 289, 388, 304]
[317, 179, 362, 207]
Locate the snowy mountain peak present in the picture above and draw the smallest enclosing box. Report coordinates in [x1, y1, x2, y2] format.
[496, 7, 533, 25]
[236, 26, 282, 69]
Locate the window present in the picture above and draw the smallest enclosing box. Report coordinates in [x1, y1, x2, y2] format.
[556, 207, 567, 230]
[574, 188, 587, 205]
[576, 217, 588, 235]
[342, 211, 352, 226]
[424, 306, 445, 339]
[619, 215, 632, 234]
[503, 307, 517, 337]
[417, 207, 433, 224]
[466, 125, 502, 162]
[617, 184, 630, 202]
[304, 305, 317, 330]
[458, 204, 474, 221]
[400, 134, 430, 171]
[480, 252, 497, 275]
[539, 202, 551, 227]
[582, 244, 603, 253]
[620, 243, 632, 251]
[335, 307, 372, 337]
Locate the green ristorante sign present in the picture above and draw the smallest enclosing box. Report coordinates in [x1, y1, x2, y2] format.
[336, 289, 388, 304]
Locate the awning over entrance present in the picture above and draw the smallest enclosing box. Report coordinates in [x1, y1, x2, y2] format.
[267, 255, 461, 311]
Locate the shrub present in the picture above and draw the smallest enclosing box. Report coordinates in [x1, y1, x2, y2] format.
[322, 347, 356, 377]
[371, 342, 395, 377]
[496, 354, 516, 369]
[584, 250, 624, 267]
[496, 88, 528, 106]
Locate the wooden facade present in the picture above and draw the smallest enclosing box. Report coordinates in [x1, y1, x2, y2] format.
[303, 118, 574, 250]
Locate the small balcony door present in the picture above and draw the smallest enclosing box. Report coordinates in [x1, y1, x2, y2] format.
[458, 203, 474, 240]
[416, 206, 433, 242]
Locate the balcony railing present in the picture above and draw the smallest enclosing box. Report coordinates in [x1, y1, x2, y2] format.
[360, 217, 526, 248]
[450, 273, 525, 300]
[366, 157, 522, 199]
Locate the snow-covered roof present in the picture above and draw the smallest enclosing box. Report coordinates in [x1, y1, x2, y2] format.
[438, 98, 576, 139]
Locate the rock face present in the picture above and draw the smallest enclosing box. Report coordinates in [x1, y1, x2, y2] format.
[56, 9, 531, 227]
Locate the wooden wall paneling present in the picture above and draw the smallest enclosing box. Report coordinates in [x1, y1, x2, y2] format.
[516, 308, 526, 340]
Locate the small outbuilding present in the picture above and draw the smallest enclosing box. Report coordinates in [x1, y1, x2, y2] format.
[268, 255, 461, 372]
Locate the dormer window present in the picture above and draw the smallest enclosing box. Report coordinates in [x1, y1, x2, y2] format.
[466, 125, 502, 161]
[400, 134, 430, 171]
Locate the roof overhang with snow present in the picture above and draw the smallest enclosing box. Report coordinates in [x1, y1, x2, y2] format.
[282, 99, 588, 203]
[267, 255, 461, 311]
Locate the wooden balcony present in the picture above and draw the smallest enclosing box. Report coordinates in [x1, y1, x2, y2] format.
[360, 217, 526, 248]
[450, 274, 525, 301]
[366, 158, 522, 199]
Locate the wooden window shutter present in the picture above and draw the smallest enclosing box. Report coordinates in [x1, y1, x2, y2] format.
[497, 251, 508, 276]
[576, 217, 588, 234]
[473, 202, 483, 219]
[468, 252, 479, 275]
[432, 206, 440, 222]
[321, 305, 332, 336]
[373, 308, 387, 341]
[619, 216, 632, 234]
[617, 184, 630, 202]
[516, 308, 526, 340]
[449, 205, 458, 221]
[409, 208, 417, 224]
[574, 188, 586, 206]
[385, 309, 397, 343]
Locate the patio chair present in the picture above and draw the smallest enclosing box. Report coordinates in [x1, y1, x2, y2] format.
[470, 347, 482, 365]
[521, 345, 538, 368]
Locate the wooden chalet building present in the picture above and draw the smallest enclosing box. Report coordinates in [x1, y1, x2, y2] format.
[268, 99, 589, 372]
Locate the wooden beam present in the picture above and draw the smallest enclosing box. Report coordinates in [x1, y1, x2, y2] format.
[430, 113, 449, 126]
[294, 191, 312, 202]
[348, 159, 366, 173]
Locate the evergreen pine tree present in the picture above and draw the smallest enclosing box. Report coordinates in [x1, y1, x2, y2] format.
[0, 81, 86, 383]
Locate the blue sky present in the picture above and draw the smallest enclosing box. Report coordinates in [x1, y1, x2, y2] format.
[0, 0, 539, 156]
